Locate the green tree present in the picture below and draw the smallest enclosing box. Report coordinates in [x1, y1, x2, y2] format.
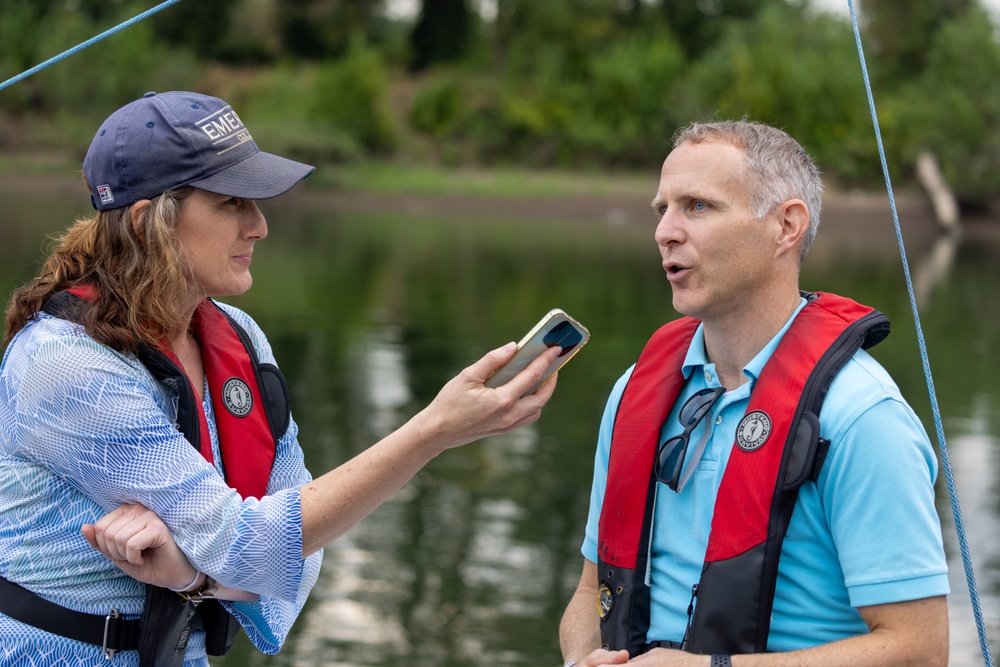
[149, 0, 237, 60]
[859, 0, 974, 81]
[0, 0, 63, 72]
[897, 7, 1000, 204]
[491, 0, 629, 78]
[659, 0, 784, 59]
[679, 3, 878, 184]
[29, 6, 197, 115]
[409, 0, 474, 71]
[276, 0, 383, 59]
[0, 1, 195, 114]
[558, 29, 686, 166]
[310, 42, 397, 153]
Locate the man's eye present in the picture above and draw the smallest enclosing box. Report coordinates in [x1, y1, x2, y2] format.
[692, 201, 707, 212]
[226, 197, 243, 207]
[655, 205, 667, 218]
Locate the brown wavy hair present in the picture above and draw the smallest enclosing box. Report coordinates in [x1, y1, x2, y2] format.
[4, 187, 198, 355]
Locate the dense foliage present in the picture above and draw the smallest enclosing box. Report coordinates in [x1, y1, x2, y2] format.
[0, 0, 997, 204]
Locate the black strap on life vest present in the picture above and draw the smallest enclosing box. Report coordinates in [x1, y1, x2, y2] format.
[0, 289, 291, 661]
[0, 575, 141, 656]
[597, 292, 891, 656]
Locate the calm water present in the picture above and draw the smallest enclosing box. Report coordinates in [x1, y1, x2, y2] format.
[1, 181, 998, 666]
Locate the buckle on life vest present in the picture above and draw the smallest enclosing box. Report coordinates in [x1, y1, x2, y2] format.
[103, 608, 123, 659]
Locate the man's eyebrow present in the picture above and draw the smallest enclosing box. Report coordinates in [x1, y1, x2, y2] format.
[650, 193, 694, 208]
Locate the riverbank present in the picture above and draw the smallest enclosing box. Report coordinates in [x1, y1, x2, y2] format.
[6, 146, 995, 245]
[0, 149, 656, 200]
[0, 148, 924, 213]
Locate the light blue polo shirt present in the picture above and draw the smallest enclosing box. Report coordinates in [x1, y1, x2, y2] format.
[582, 299, 949, 651]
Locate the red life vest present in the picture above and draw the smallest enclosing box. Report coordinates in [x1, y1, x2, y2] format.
[56, 287, 289, 500]
[597, 292, 890, 656]
[36, 287, 292, 659]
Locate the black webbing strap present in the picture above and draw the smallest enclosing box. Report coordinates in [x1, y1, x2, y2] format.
[0, 575, 141, 656]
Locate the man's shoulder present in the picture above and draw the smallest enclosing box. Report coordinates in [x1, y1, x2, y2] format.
[829, 347, 901, 400]
[606, 364, 638, 404]
[821, 347, 924, 440]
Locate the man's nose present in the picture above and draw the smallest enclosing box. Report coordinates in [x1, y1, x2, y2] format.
[654, 208, 684, 247]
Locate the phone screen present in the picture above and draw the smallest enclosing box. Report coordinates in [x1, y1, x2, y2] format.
[485, 309, 590, 395]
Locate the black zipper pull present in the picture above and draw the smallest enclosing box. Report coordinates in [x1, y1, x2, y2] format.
[680, 583, 699, 650]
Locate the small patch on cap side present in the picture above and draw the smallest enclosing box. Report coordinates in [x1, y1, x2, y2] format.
[97, 184, 114, 205]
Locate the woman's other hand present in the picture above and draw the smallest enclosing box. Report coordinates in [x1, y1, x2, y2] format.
[82, 503, 198, 590]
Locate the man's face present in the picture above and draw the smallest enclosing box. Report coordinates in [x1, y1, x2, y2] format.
[651, 139, 781, 324]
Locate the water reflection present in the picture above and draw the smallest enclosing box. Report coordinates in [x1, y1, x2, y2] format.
[357, 324, 413, 436]
[913, 232, 961, 309]
[1, 182, 998, 666]
[944, 402, 1000, 667]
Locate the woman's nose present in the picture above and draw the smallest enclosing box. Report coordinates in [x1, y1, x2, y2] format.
[245, 201, 267, 240]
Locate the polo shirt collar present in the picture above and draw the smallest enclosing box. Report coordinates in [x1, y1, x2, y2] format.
[679, 297, 809, 387]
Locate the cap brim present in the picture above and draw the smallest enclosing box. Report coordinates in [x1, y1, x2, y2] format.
[187, 151, 315, 200]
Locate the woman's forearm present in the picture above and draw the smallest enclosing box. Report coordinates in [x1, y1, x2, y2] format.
[299, 343, 559, 557]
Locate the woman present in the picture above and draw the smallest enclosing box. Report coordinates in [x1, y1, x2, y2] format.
[0, 91, 559, 666]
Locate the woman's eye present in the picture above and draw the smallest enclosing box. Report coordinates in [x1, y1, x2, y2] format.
[226, 197, 243, 207]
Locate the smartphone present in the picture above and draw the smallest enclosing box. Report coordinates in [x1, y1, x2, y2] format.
[485, 308, 590, 396]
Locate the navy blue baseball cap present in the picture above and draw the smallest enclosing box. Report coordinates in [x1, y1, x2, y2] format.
[83, 91, 315, 211]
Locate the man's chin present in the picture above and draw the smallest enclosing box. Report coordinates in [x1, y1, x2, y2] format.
[671, 293, 702, 320]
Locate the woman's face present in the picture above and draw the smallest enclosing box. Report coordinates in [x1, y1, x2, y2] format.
[174, 188, 267, 298]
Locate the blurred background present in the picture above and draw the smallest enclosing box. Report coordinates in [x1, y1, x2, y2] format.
[1, 0, 1000, 204]
[2, 1, 999, 665]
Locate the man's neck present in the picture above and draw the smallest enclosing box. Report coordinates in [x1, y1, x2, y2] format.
[702, 289, 802, 390]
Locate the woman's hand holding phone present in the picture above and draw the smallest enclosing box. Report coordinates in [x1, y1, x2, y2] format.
[414, 341, 562, 452]
[485, 309, 590, 397]
[407, 309, 588, 453]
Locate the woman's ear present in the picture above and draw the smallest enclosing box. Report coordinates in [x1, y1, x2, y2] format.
[129, 200, 152, 245]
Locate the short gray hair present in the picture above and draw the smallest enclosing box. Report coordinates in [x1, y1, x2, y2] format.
[673, 119, 823, 261]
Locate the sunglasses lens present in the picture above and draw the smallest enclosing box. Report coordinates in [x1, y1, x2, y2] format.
[656, 436, 686, 489]
[679, 388, 721, 425]
[657, 388, 723, 491]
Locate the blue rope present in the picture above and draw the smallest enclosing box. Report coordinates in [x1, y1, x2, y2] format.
[846, 2, 993, 665]
[0, 0, 184, 94]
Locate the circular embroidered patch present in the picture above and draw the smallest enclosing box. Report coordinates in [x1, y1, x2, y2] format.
[222, 377, 253, 417]
[736, 410, 771, 451]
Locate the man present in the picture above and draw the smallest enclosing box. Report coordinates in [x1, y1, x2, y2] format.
[559, 120, 949, 667]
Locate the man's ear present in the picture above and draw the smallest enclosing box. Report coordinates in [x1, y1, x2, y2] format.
[129, 200, 152, 245]
[774, 199, 809, 260]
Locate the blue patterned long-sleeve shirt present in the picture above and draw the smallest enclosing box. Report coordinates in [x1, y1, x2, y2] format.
[0, 302, 322, 665]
